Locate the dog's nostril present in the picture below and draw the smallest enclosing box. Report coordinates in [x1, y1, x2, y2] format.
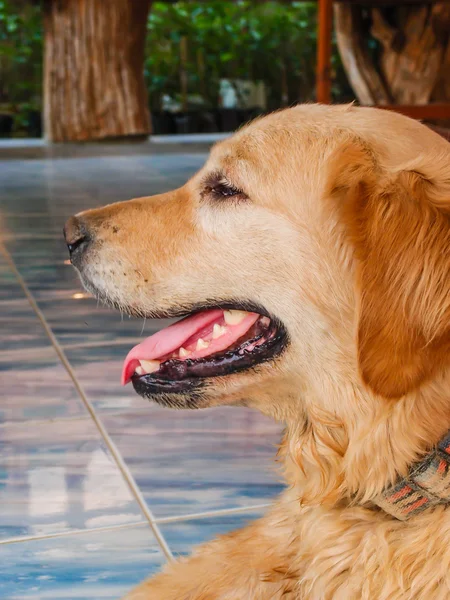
[67, 236, 86, 254]
[63, 216, 90, 257]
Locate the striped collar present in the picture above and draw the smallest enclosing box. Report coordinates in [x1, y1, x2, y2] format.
[374, 432, 450, 520]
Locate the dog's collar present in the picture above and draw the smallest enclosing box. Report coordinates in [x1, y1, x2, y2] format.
[373, 431, 450, 520]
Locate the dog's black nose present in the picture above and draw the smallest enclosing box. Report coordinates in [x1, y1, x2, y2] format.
[63, 216, 90, 258]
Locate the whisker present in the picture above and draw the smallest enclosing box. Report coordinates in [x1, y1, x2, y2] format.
[140, 318, 147, 336]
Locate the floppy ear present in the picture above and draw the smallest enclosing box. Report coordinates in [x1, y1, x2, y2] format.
[329, 141, 450, 399]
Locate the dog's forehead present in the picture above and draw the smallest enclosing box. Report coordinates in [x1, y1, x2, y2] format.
[208, 105, 450, 176]
[205, 117, 313, 186]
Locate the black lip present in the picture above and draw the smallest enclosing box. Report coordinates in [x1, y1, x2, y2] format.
[133, 374, 204, 396]
[131, 314, 288, 398]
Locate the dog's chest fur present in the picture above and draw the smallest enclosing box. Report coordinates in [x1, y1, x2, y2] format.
[259, 496, 450, 600]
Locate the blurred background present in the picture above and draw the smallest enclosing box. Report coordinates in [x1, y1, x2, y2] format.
[0, 1, 449, 598]
[1, 0, 448, 142]
[0, 0, 350, 139]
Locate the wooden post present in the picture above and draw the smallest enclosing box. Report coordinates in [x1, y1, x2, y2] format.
[316, 0, 333, 104]
[43, 0, 152, 142]
[180, 36, 189, 113]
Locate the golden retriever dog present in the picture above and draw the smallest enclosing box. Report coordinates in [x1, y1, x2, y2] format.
[64, 104, 450, 600]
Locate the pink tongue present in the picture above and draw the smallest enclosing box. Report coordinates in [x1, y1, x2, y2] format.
[121, 309, 259, 385]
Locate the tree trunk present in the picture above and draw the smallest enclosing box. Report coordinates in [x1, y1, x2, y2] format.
[43, 0, 152, 142]
[431, 12, 450, 107]
[334, 4, 391, 105]
[372, 4, 450, 104]
[335, 3, 450, 108]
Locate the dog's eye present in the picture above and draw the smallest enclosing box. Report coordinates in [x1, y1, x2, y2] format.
[202, 172, 248, 202]
[210, 183, 244, 199]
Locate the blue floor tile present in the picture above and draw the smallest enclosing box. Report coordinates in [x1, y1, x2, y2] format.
[0, 154, 206, 218]
[0, 525, 164, 599]
[160, 511, 264, 557]
[102, 409, 284, 517]
[9, 257, 82, 294]
[0, 344, 86, 424]
[0, 253, 31, 317]
[0, 298, 54, 351]
[0, 418, 143, 539]
[0, 267, 86, 423]
[1, 236, 67, 265]
[0, 260, 27, 302]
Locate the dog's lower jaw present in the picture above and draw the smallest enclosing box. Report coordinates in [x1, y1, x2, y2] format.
[136, 389, 208, 410]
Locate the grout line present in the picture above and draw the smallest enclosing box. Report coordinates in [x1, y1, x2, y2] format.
[0, 242, 174, 562]
[0, 503, 272, 547]
[0, 521, 148, 546]
[0, 506, 272, 550]
[155, 503, 272, 524]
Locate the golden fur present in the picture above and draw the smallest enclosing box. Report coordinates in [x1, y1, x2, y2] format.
[73, 104, 450, 599]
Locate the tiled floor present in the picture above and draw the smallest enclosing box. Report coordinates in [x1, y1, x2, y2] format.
[0, 145, 284, 599]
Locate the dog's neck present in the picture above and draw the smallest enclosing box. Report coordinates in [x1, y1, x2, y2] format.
[373, 430, 450, 520]
[280, 369, 450, 521]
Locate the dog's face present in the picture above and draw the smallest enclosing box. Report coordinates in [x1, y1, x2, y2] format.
[64, 105, 450, 415]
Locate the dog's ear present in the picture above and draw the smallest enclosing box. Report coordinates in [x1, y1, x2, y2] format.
[329, 141, 450, 399]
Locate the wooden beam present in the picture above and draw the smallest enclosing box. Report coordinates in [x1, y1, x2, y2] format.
[317, 0, 333, 104]
[158, 0, 450, 4]
[427, 124, 450, 141]
[333, 0, 450, 4]
[377, 104, 450, 120]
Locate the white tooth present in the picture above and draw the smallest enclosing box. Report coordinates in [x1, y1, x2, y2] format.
[212, 324, 227, 339]
[260, 316, 271, 327]
[179, 347, 191, 358]
[196, 338, 210, 351]
[223, 310, 248, 326]
[135, 366, 144, 375]
[139, 359, 160, 374]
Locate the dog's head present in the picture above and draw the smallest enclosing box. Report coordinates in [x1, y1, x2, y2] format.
[64, 105, 450, 420]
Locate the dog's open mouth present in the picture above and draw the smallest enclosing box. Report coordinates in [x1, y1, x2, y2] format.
[122, 307, 286, 395]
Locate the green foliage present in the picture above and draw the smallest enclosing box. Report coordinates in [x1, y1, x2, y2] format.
[0, 0, 43, 136]
[0, 0, 353, 134]
[146, 1, 353, 111]
[0, 0, 43, 108]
